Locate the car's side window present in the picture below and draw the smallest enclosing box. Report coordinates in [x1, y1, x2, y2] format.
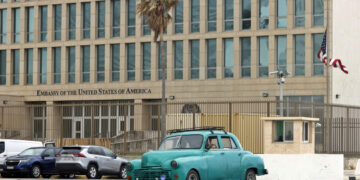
[221, 137, 238, 149]
[88, 147, 95, 154]
[102, 147, 114, 158]
[206, 136, 219, 149]
[43, 149, 54, 157]
[95, 147, 105, 156]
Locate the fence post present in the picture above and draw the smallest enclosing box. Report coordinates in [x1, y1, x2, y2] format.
[228, 103, 232, 132]
[267, 102, 270, 117]
[347, 107, 350, 154]
[1, 107, 3, 139]
[340, 117, 344, 153]
[192, 104, 196, 129]
[329, 105, 333, 153]
[60, 106, 63, 147]
[123, 105, 127, 155]
[91, 105, 95, 145]
[157, 104, 161, 149]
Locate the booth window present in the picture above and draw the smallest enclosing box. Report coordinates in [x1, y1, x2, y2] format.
[274, 121, 293, 142]
[303, 121, 309, 142]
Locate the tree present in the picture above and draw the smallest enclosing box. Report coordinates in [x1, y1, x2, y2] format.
[137, 0, 178, 139]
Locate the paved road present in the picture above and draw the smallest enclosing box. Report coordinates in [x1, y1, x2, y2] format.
[1, 176, 126, 180]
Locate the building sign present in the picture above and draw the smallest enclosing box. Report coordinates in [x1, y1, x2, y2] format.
[36, 88, 152, 96]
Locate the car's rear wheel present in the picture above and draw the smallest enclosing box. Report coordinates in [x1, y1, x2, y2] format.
[186, 170, 200, 180]
[119, 165, 127, 179]
[86, 164, 101, 179]
[245, 169, 257, 180]
[30, 164, 41, 178]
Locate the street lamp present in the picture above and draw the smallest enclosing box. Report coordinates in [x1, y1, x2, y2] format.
[270, 70, 290, 116]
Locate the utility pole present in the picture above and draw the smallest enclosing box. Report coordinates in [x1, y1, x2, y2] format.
[270, 71, 290, 116]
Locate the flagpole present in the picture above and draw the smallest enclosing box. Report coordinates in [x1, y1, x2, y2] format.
[325, 0, 331, 153]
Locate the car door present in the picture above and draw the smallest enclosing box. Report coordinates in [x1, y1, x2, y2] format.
[92, 147, 109, 173]
[205, 135, 228, 180]
[102, 147, 120, 174]
[41, 148, 56, 173]
[220, 136, 242, 179]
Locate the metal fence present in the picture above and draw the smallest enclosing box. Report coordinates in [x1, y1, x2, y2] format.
[0, 100, 359, 155]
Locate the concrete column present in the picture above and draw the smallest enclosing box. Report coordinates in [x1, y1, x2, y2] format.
[268, 35, 276, 74]
[105, 0, 111, 39]
[75, 46, 81, 84]
[46, 47, 53, 84]
[233, 0, 240, 32]
[199, 0, 206, 34]
[46, 101, 61, 141]
[233, 38, 240, 78]
[6, 7, 11, 44]
[61, 3, 67, 42]
[183, 0, 190, 35]
[90, 45, 96, 83]
[120, 0, 126, 38]
[20, 6, 25, 44]
[134, 99, 150, 131]
[287, 0, 294, 28]
[120, 43, 126, 83]
[305, 0, 312, 28]
[216, 38, 223, 79]
[305, 33, 312, 77]
[269, 0, 276, 30]
[216, 0, 223, 33]
[33, 48, 39, 85]
[167, 41, 173, 80]
[60, 47, 66, 84]
[104, 44, 111, 83]
[251, 36, 258, 78]
[135, 42, 141, 82]
[76, 2, 81, 41]
[19, 49, 25, 85]
[251, 0, 258, 30]
[183, 40, 190, 80]
[135, 1, 142, 37]
[6, 50, 11, 86]
[47, 4, 53, 42]
[33, 6, 39, 42]
[287, 35, 294, 77]
[150, 42, 157, 82]
[199, 39, 206, 80]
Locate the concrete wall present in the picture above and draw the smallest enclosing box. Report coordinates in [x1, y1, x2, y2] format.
[258, 154, 343, 180]
[331, 0, 360, 106]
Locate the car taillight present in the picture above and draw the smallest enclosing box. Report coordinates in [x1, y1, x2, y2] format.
[55, 154, 60, 157]
[73, 154, 86, 158]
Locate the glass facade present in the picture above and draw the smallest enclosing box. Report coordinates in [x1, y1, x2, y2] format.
[175, 0, 183, 34]
[112, 0, 120, 37]
[82, 46, 90, 83]
[127, 0, 136, 36]
[40, 6, 48, 41]
[97, 1, 105, 38]
[224, 38, 234, 78]
[142, 42, 151, 80]
[157, 42, 167, 80]
[54, 5, 62, 41]
[39, 48, 47, 84]
[97, 45, 105, 82]
[207, 39, 216, 79]
[191, 0, 200, 33]
[26, 49, 33, 84]
[12, 49, 19, 85]
[143, 16, 151, 36]
[208, 0, 216, 32]
[53, 47, 61, 84]
[174, 41, 183, 80]
[259, 0, 269, 29]
[295, 35, 305, 76]
[313, 34, 324, 76]
[190, 40, 199, 79]
[68, 46, 75, 83]
[13, 8, 20, 43]
[258, 37, 269, 77]
[82, 2, 90, 39]
[127, 43, 135, 81]
[68, 4, 76, 40]
[0, 50, 5, 85]
[26, 7, 34, 42]
[224, 0, 233, 31]
[242, 0, 251, 30]
[276, 36, 287, 72]
[0, 9, 6, 44]
[313, 0, 324, 26]
[241, 37, 251, 77]
[295, 0, 305, 27]
[111, 44, 120, 82]
[277, 0, 287, 28]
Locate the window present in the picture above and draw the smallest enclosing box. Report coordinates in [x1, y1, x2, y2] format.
[0, 0, 7, 3]
[174, 41, 183, 80]
[174, 0, 183, 34]
[224, 0, 233, 31]
[224, 38, 234, 78]
[54, 5, 62, 41]
[313, 34, 323, 76]
[68, 4, 76, 40]
[303, 121, 309, 142]
[33, 106, 46, 139]
[221, 137, 237, 149]
[67, 46, 75, 83]
[207, 0, 216, 32]
[258, 37, 269, 77]
[26, 7, 34, 42]
[277, 0, 287, 28]
[111, 44, 120, 82]
[0, 9, 6, 44]
[206, 136, 219, 149]
[259, 0, 269, 29]
[157, 42, 167, 80]
[39, 48, 47, 84]
[12, 50, 19, 85]
[13, 8, 20, 43]
[142, 16, 151, 36]
[40, 6, 48, 41]
[82, 2, 90, 39]
[191, 0, 200, 33]
[53, 47, 61, 84]
[82, 46, 90, 83]
[97, 45, 105, 82]
[127, 43, 135, 81]
[276, 36, 287, 72]
[241, 37, 251, 77]
[242, 0, 251, 30]
[295, 0, 305, 27]
[26, 49, 33, 84]
[112, 0, 120, 37]
[127, 0, 136, 36]
[207, 39, 216, 79]
[274, 121, 293, 142]
[190, 40, 199, 79]
[0, 50, 5, 85]
[43, 149, 54, 157]
[97, 1, 105, 38]
[313, 0, 324, 26]
[142, 42, 151, 80]
[295, 35, 305, 76]
[159, 136, 180, 150]
[180, 135, 203, 149]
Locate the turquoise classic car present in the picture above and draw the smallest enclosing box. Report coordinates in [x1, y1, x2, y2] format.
[127, 127, 267, 180]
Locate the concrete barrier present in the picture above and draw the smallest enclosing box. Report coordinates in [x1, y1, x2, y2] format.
[257, 154, 343, 180]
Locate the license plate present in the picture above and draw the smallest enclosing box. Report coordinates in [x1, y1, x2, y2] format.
[62, 157, 72, 161]
[7, 166, 13, 170]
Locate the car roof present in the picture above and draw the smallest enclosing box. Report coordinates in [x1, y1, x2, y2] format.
[167, 130, 232, 137]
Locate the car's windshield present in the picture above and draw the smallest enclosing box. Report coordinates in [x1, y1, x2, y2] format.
[159, 135, 204, 150]
[19, 148, 45, 156]
[159, 136, 180, 150]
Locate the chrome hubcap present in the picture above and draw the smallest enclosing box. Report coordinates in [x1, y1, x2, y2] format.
[188, 173, 198, 180]
[33, 167, 40, 177]
[247, 172, 256, 180]
[121, 167, 127, 178]
[90, 167, 97, 178]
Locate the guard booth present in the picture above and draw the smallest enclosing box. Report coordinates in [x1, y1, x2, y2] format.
[261, 117, 319, 154]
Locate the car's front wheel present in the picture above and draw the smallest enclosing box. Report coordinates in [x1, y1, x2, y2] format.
[30, 164, 41, 178]
[186, 170, 200, 180]
[86, 164, 101, 179]
[119, 165, 127, 179]
[245, 169, 257, 180]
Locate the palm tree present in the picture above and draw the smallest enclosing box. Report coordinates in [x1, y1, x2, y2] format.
[137, 0, 178, 139]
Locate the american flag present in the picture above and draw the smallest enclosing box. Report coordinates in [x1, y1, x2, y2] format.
[317, 30, 348, 74]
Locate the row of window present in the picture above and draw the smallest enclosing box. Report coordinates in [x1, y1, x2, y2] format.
[0, 0, 324, 44]
[0, 34, 324, 85]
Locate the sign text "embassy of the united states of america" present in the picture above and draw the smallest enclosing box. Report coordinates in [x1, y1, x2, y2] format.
[36, 88, 152, 96]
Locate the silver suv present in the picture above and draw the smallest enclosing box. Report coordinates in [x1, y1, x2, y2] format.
[56, 146, 128, 179]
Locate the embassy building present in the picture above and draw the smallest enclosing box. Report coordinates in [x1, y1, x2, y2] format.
[0, 0, 359, 140]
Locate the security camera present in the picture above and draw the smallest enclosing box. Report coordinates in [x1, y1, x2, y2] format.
[280, 77, 285, 83]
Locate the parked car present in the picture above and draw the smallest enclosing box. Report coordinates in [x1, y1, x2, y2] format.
[1, 147, 61, 178]
[56, 145, 128, 179]
[127, 127, 268, 180]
